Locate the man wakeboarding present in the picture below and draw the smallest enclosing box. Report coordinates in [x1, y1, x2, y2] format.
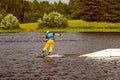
[39, 31, 63, 57]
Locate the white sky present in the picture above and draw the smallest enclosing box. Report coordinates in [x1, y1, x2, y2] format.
[29, 0, 69, 3]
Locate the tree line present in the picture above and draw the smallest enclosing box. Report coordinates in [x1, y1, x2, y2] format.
[0, 0, 120, 23]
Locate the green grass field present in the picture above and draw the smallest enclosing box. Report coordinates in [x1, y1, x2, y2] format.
[68, 20, 120, 28]
[68, 20, 120, 32]
[20, 23, 39, 31]
[1, 20, 120, 32]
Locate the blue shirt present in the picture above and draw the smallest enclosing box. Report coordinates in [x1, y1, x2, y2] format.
[46, 32, 55, 40]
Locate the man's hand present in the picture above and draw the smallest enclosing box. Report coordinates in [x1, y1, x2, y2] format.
[60, 33, 63, 36]
[55, 33, 63, 37]
[43, 39, 48, 42]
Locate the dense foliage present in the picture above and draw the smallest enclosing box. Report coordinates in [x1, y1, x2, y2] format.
[38, 12, 68, 29]
[0, 0, 120, 23]
[69, 0, 120, 23]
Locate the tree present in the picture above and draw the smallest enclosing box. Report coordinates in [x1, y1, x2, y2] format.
[0, 0, 70, 23]
[0, 9, 7, 18]
[33, 0, 40, 12]
[24, 10, 42, 23]
[0, 0, 24, 23]
[39, 1, 50, 14]
[0, 14, 3, 22]
[69, 0, 120, 22]
[38, 11, 68, 29]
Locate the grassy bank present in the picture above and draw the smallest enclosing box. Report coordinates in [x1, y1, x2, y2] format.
[20, 23, 39, 31]
[68, 20, 120, 32]
[1, 20, 120, 32]
[68, 20, 120, 28]
[19, 20, 120, 32]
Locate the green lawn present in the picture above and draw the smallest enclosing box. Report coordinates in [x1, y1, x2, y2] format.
[1, 20, 120, 32]
[68, 20, 120, 32]
[20, 23, 39, 31]
[68, 20, 120, 27]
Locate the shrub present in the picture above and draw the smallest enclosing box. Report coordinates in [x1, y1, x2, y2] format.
[0, 14, 3, 29]
[38, 12, 68, 29]
[0, 14, 3, 22]
[1, 14, 20, 29]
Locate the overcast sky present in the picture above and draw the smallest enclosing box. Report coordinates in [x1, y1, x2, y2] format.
[28, 0, 69, 3]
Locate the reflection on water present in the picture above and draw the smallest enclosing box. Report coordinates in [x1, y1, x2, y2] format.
[55, 32, 120, 55]
[42, 57, 54, 70]
[63, 54, 80, 58]
[41, 54, 81, 70]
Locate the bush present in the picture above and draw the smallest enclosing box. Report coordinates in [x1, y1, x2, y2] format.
[1, 14, 20, 29]
[38, 12, 68, 29]
[0, 14, 3, 29]
[0, 14, 3, 22]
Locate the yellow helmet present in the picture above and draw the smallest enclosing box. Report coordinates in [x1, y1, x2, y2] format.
[46, 31, 50, 33]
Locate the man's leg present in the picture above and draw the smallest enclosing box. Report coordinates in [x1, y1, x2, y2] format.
[48, 40, 54, 55]
[42, 40, 50, 54]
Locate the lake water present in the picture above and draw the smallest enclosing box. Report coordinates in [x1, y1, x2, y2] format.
[0, 32, 120, 55]
[1, 32, 120, 79]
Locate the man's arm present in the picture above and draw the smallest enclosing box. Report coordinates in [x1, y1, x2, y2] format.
[43, 34, 48, 42]
[54, 33, 63, 36]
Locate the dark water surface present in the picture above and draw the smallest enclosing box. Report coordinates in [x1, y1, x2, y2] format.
[0, 32, 120, 79]
[1, 32, 120, 55]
